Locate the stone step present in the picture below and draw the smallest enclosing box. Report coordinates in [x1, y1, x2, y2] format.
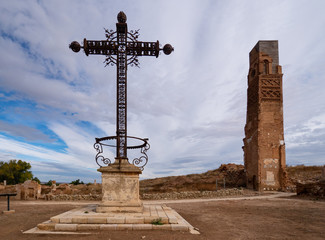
[49, 215, 176, 224]
[36, 204, 190, 232]
[37, 223, 189, 231]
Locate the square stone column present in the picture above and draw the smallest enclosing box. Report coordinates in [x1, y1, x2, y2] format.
[96, 158, 143, 213]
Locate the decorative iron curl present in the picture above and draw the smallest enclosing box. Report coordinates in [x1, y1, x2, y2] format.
[105, 29, 117, 41]
[104, 29, 117, 66]
[126, 30, 140, 67]
[128, 29, 140, 41]
[104, 56, 117, 66]
[132, 141, 150, 171]
[94, 136, 150, 170]
[94, 142, 112, 167]
[127, 55, 140, 67]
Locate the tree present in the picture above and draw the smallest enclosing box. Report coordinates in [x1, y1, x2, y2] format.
[45, 180, 53, 186]
[70, 179, 84, 185]
[32, 177, 41, 184]
[0, 160, 34, 185]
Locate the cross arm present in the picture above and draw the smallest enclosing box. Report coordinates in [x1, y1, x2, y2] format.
[83, 39, 161, 57]
[69, 39, 174, 58]
[69, 39, 117, 56]
[127, 41, 160, 57]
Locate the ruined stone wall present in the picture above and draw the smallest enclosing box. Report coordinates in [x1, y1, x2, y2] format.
[43, 189, 244, 201]
[15, 180, 41, 200]
[141, 189, 244, 200]
[244, 40, 286, 191]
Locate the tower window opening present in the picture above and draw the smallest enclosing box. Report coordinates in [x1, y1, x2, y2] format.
[264, 60, 269, 74]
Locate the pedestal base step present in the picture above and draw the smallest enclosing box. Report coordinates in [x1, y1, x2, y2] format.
[96, 202, 143, 213]
[28, 204, 199, 234]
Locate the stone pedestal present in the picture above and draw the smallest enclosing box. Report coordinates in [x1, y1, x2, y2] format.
[3, 210, 15, 214]
[96, 158, 143, 213]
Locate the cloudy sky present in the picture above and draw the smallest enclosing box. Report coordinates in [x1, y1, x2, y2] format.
[1, 0, 324, 183]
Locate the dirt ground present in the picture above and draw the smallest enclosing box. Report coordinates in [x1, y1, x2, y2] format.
[1, 196, 325, 240]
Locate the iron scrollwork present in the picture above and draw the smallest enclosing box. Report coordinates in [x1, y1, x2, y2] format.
[103, 28, 144, 67]
[131, 140, 150, 171]
[94, 142, 112, 167]
[93, 136, 150, 170]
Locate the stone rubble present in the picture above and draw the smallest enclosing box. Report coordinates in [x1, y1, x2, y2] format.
[296, 181, 325, 198]
[42, 188, 243, 201]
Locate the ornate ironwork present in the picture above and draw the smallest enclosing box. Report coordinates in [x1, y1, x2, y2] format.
[69, 11, 173, 170]
[94, 136, 150, 170]
[94, 142, 112, 167]
[132, 141, 150, 171]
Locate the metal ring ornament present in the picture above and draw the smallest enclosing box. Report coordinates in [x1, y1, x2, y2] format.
[94, 136, 150, 169]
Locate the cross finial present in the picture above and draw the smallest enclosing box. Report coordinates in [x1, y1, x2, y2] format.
[117, 11, 127, 23]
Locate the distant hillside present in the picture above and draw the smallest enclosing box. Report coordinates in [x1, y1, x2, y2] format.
[140, 163, 246, 193]
[140, 164, 324, 193]
[286, 165, 323, 183]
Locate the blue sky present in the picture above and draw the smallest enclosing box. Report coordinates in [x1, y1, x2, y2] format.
[1, 0, 325, 183]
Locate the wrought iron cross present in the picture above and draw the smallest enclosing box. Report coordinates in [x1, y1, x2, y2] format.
[69, 11, 173, 170]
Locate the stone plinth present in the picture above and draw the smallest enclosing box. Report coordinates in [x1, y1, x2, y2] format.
[3, 210, 15, 214]
[96, 158, 143, 213]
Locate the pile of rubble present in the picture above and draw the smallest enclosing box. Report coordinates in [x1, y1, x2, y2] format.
[296, 181, 325, 198]
[295, 166, 325, 198]
[140, 164, 246, 194]
[285, 165, 325, 196]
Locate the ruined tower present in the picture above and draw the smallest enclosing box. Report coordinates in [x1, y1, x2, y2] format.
[243, 40, 286, 191]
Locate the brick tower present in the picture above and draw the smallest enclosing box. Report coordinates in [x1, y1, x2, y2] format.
[243, 40, 286, 191]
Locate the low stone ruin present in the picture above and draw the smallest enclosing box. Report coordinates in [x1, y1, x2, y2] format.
[0, 180, 102, 200]
[17, 180, 41, 200]
[43, 182, 102, 200]
[0, 180, 42, 200]
[296, 181, 325, 198]
[295, 166, 325, 198]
